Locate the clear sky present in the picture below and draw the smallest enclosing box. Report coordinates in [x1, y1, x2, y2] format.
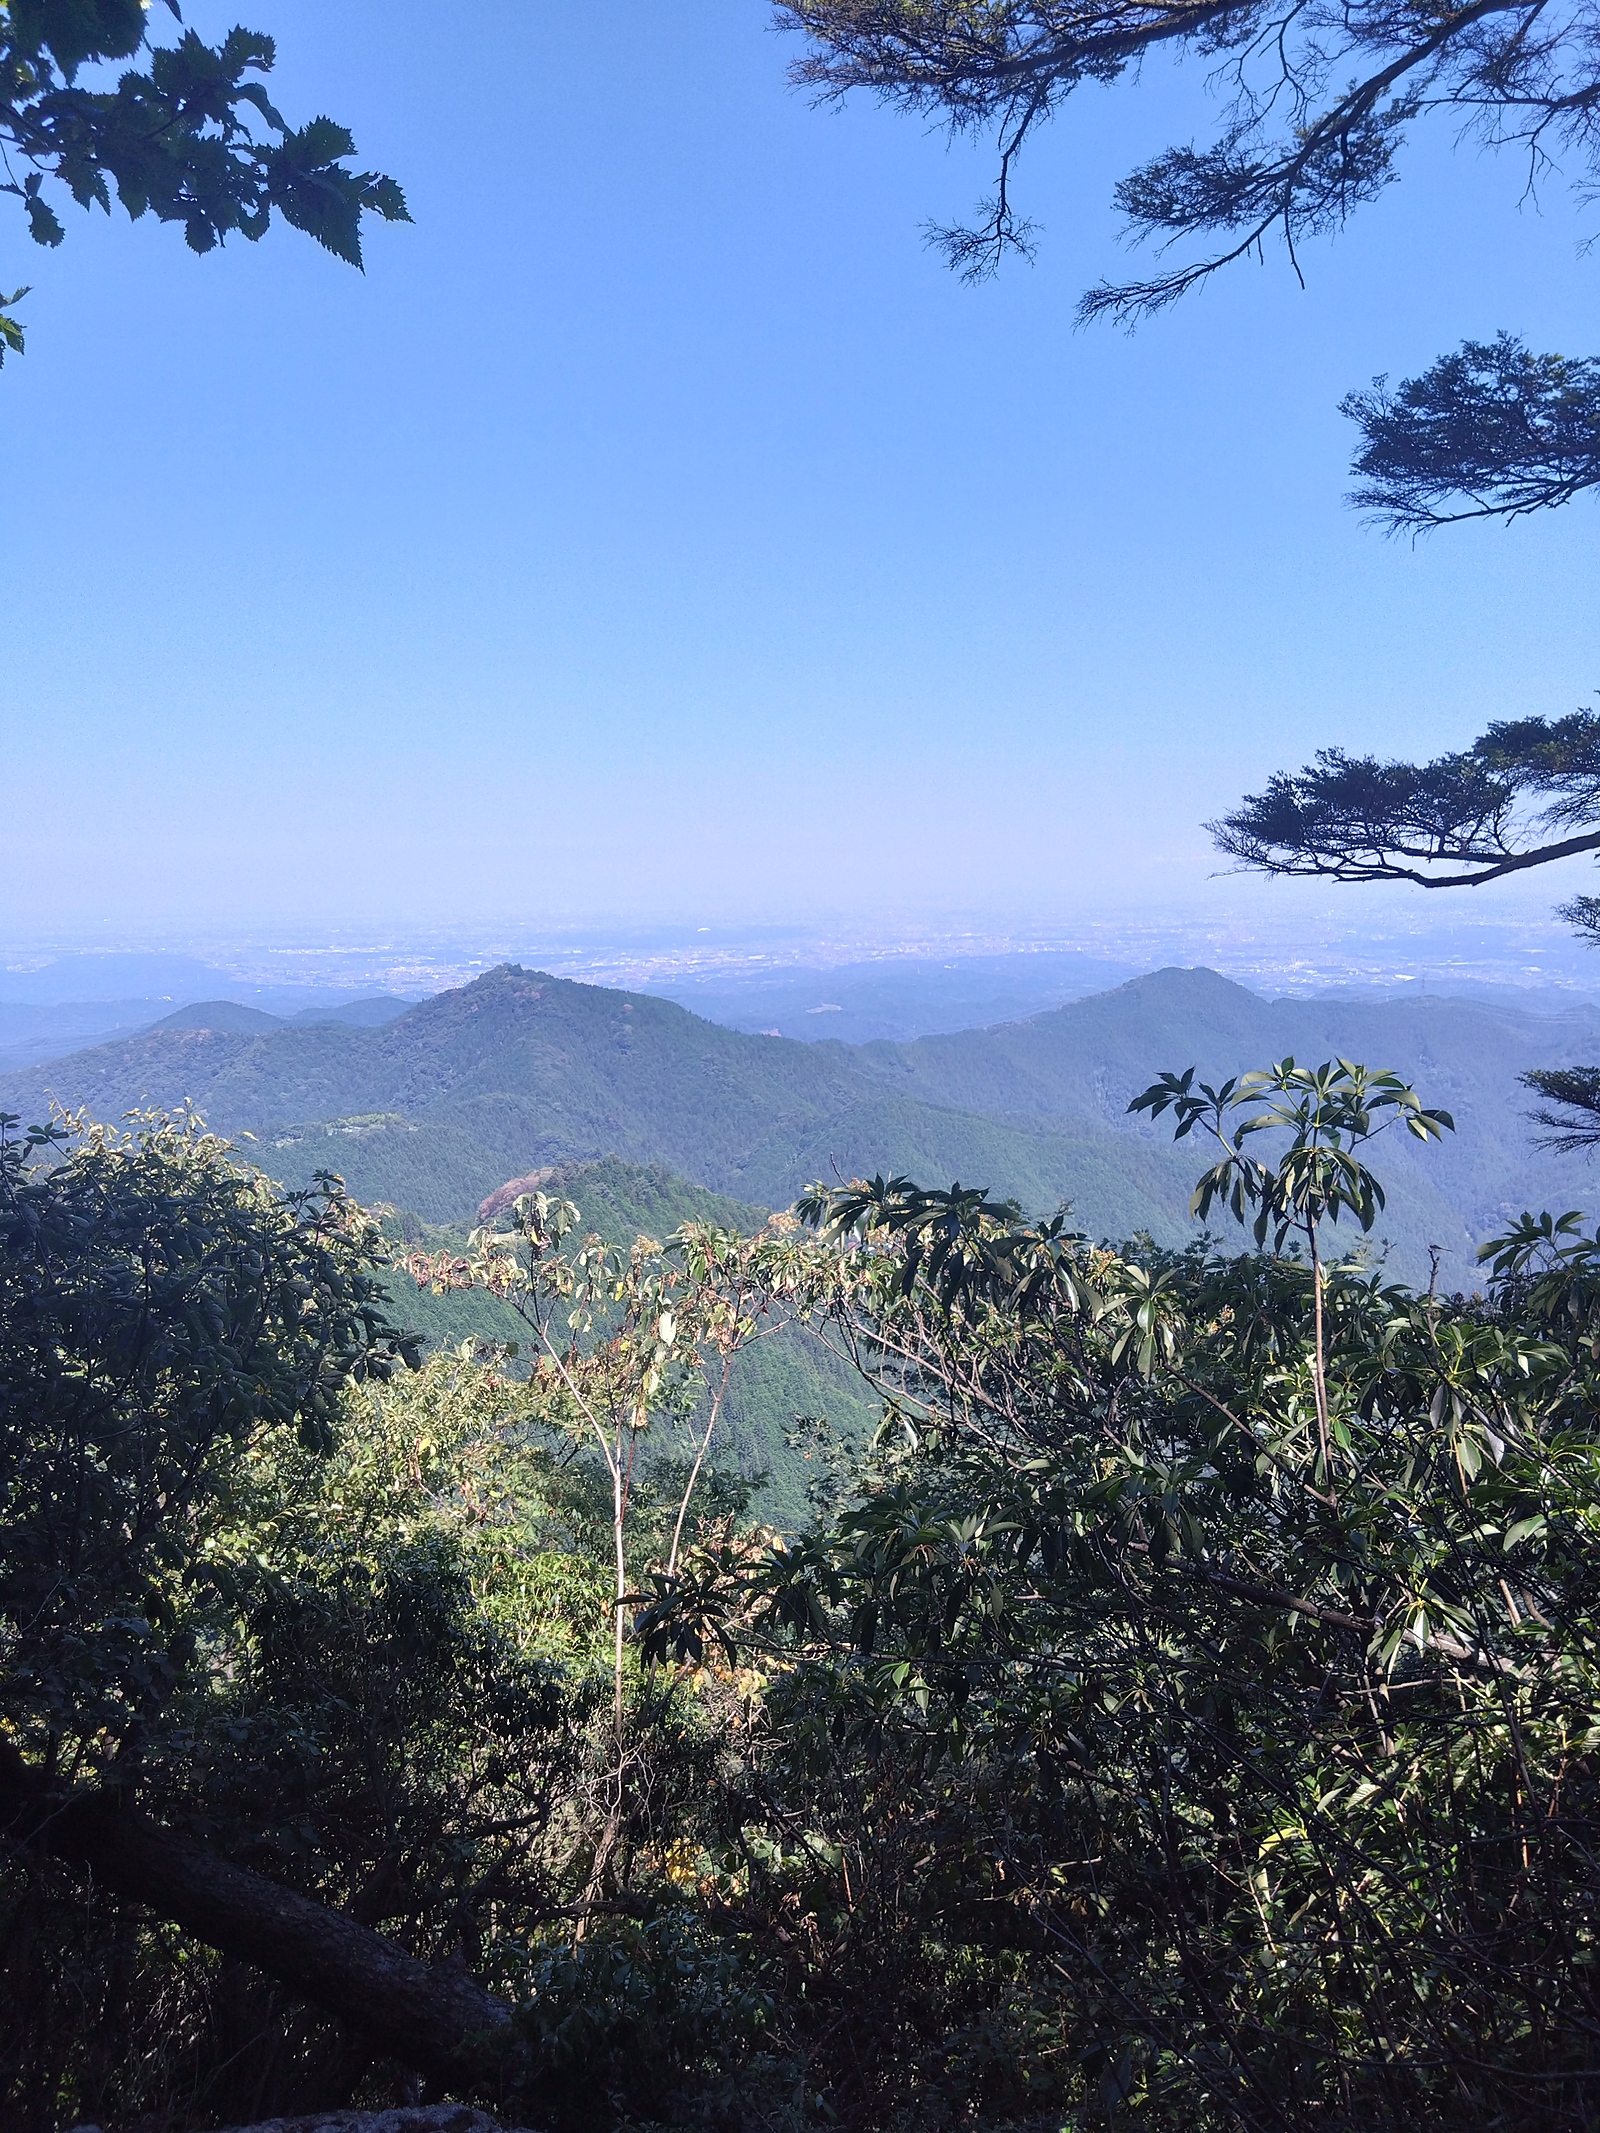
[5, 1, 1597, 944]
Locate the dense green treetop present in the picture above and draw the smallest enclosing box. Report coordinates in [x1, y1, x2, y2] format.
[0, 1105, 419, 1783]
[9, 1077, 1600, 2123]
[1214, 711, 1600, 892]
[1214, 720, 1600, 1143]
[1343, 336, 1600, 532]
[637, 1116, 1600, 2127]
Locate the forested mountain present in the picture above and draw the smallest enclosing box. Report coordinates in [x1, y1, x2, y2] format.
[0, 963, 1160, 1234]
[874, 966, 1600, 1271]
[4, 961, 1598, 1286]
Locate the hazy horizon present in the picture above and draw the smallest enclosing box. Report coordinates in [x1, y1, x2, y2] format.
[7, 890, 1600, 1009]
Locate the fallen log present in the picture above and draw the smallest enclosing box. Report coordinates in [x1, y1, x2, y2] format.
[1, 1741, 521, 2091]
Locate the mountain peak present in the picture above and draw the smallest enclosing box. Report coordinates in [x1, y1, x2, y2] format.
[1116, 966, 1263, 1005]
[464, 962, 552, 991]
[150, 1000, 283, 1035]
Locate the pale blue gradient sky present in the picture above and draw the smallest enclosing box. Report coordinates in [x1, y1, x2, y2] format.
[5, 1, 1597, 942]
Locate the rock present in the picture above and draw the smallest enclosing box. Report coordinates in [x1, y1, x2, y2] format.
[199, 2111, 539, 2133]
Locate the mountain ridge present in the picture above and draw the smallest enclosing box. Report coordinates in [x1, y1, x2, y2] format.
[6, 961, 1599, 1283]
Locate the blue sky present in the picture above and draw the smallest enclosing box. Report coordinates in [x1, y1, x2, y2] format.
[6, 1, 1598, 942]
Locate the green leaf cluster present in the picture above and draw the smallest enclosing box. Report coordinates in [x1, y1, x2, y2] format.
[633, 1106, 1600, 2127]
[0, 0, 408, 359]
[1129, 1056, 1454, 1250]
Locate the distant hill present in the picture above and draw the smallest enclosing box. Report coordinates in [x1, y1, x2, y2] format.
[6, 962, 1600, 1286]
[150, 1001, 287, 1035]
[0, 986, 412, 1074]
[0, 952, 248, 1004]
[289, 997, 414, 1030]
[0, 998, 175, 1076]
[647, 948, 1139, 1044]
[0, 950, 419, 1014]
[150, 997, 410, 1035]
[870, 967, 1600, 1272]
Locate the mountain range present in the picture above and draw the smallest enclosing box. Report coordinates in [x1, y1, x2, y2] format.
[6, 961, 1600, 1288]
[0, 985, 412, 1077]
[641, 948, 1140, 1043]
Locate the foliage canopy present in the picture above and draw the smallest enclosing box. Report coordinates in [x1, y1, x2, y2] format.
[11, 1090, 1600, 2129]
[1213, 712, 1600, 892]
[0, 1107, 419, 1783]
[1343, 335, 1600, 533]
[782, 5, 1600, 536]
[1212, 715, 1600, 1144]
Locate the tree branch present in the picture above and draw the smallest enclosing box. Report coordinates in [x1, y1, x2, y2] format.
[1216, 824, 1600, 888]
[0, 1739, 520, 2092]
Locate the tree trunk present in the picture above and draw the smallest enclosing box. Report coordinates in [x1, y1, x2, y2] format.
[0, 1743, 520, 2093]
